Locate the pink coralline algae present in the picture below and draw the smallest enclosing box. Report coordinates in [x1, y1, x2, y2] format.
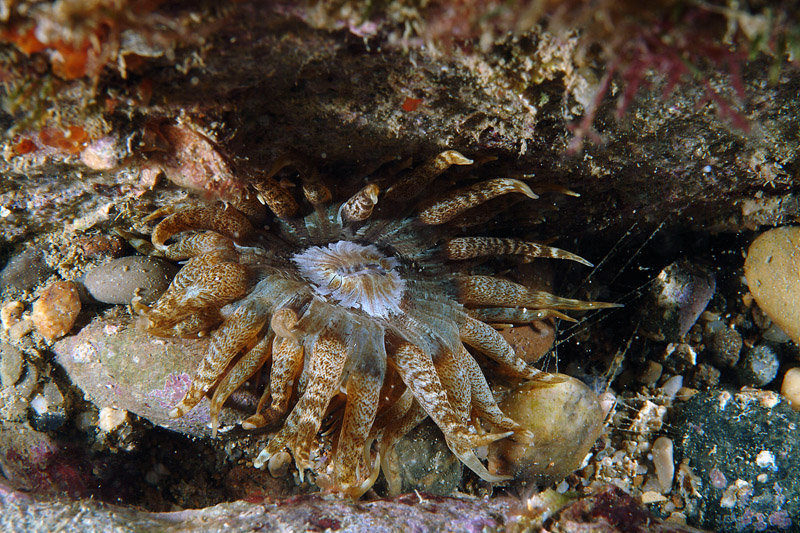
[148, 373, 194, 409]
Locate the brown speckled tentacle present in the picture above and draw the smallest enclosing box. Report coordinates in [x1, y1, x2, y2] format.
[418, 178, 538, 226]
[391, 342, 511, 483]
[459, 314, 544, 380]
[141, 250, 249, 335]
[242, 336, 304, 430]
[252, 175, 300, 218]
[144, 309, 223, 338]
[340, 183, 380, 222]
[445, 237, 593, 266]
[457, 275, 622, 310]
[300, 169, 332, 207]
[432, 348, 471, 424]
[467, 307, 576, 324]
[209, 331, 274, 436]
[255, 333, 349, 478]
[384, 150, 472, 201]
[162, 231, 235, 261]
[170, 300, 269, 418]
[370, 385, 414, 443]
[151, 206, 254, 249]
[334, 367, 383, 497]
[264, 155, 331, 206]
[458, 345, 531, 442]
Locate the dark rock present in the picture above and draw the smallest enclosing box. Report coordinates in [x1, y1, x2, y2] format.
[708, 327, 743, 368]
[374, 418, 463, 497]
[690, 363, 721, 390]
[675, 390, 800, 532]
[738, 344, 780, 387]
[640, 259, 716, 342]
[0, 247, 51, 292]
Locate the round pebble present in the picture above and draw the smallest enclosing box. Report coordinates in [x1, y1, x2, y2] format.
[0, 247, 52, 292]
[738, 344, 780, 387]
[53, 315, 249, 437]
[781, 367, 800, 411]
[32, 281, 82, 341]
[638, 361, 663, 386]
[487, 374, 604, 486]
[744, 226, 800, 343]
[499, 319, 556, 364]
[84, 256, 178, 305]
[0, 343, 24, 388]
[651, 436, 675, 492]
[708, 327, 743, 368]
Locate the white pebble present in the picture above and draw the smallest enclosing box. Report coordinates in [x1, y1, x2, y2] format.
[30, 394, 49, 415]
[98, 406, 129, 432]
[755, 450, 776, 470]
[660, 375, 683, 400]
[652, 436, 675, 492]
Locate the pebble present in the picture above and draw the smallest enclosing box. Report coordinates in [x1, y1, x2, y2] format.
[691, 363, 721, 390]
[28, 381, 67, 432]
[1, 300, 24, 330]
[651, 436, 675, 492]
[98, 406, 129, 433]
[487, 374, 604, 486]
[640, 259, 716, 342]
[0, 247, 52, 292]
[781, 367, 800, 411]
[638, 361, 663, 386]
[708, 327, 743, 368]
[738, 344, 780, 387]
[84, 256, 178, 305]
[267, 451, 292, 479]
[499, 319, 555, 364]
[32, 281, 82, 341]
[744, 226, 800, 343]
[0, 343, 24, 388]
[375, 417, 464, 497]
[660, 375, 684, 400]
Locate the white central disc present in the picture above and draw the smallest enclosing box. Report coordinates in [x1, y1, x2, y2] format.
[292, 241, 406, 318]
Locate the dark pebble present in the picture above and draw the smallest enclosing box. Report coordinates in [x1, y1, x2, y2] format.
[640, 258, 716, 342]
[1, 247, 52, 292]
[709, 327, 743, 368]
[738, 344, 780, 387]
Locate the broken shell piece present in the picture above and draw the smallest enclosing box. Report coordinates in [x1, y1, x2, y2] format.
[487, 374, 604, 486]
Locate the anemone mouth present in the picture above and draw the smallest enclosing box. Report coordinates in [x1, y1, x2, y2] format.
[292, 240, 406, 318]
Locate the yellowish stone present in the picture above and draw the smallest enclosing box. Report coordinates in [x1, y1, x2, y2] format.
[487, 374, 604, 486]
[744, 226, 800, 342]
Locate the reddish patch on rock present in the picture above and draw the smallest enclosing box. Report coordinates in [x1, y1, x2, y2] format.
[148, 124, 247, 202]
[402, 97, 423, 112]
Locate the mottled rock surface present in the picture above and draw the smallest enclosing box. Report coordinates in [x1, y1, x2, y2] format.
[675, 390, 799, 532]
[54, 315, 250, 437]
